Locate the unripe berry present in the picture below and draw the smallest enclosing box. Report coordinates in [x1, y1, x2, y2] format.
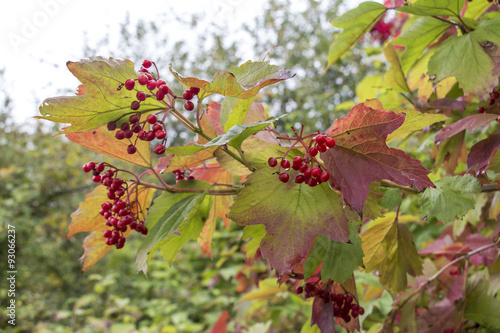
[136, 91, 147, 101]
[268, 157, 278, 167]
[125, 79, 135, 90]
[147, 114, 157, 124]
[142, 59, 152, 68]
[154, 144, 166, 155]
[184, 101, 195, 111]
[279, 172, 290, 183]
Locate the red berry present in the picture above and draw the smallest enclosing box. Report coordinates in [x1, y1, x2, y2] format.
[142, 59, 152, 68]
[95, 163, 105, 173]
[152, 124, 162, 132]
[345, 295, 353, 304]
[358, 307, 365, 315]
[304, 169, 312, 178]
[308, 178, 317, 187]
[120, 122, 130, 131]
[292, 162, 302, 171]
[184, 101, 195, 111]
[351, 310, 359, 318]
[147, 114, 157, 124]
[125, 79, 135, 90]
[320, 171, 330, 182]
[124, 129, 133, 139]
[93, 175, 101, 183]
[296, 286, 303, 294]
[113, 178, 123, 187]
[130, 101, 140, 110]
[299, 163, 308, 173]
[309, 147, 318, 157]
[146, 131, 156, 141]
[268, 157, 278, 167]
[478, 106, 485, 113]
[132, 123, 142, 133]
[129, 115, 139, 124]
[493, 91, 500, 99]
[293, 156, 303, 164]
[326, 138, 336, 148]
[155, 130, 166, 140]
[103, 230, 112, 238]
[156, 90, 165, 100]
[295, 175, 305, 183]
[154, 144, 166, 155]
[281, 159, 291, 169]
[136, 91, 147, 101]
[311, 167, 321, 178]
[115, 188, 126, 197]
[138, 74, 148, 85]
[127, 144, 137, 154]
[317, 144, 327, 152]
[82, 164, 91, 173]
[190, 87, 200, 94]
[107, 121, 117, 131]
[279, 172, 290, 183]
[156, 79, 166, 88]
[138, 130, 147, 140]
[147, 80, 157, 90]
[183, 90, 194, 100]
[315, 135, 326, 145]
[160, 85, 170, 94]
[489, 98, 496, 105]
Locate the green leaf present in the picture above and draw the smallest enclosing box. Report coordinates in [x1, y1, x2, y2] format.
[420, 174, 482, 224]
[38, 57, 165, 134]
[465, 280, 500, 329]
[379, 188, 402, 211]
[304, 222, 364, 283]
[170, 60, 294, 100]
[384, 43, 411, 93]
[163, 145, 204, 156]
[204, 115, 285, 150]
[392, 16, 450, 74]
[428, 17, 500, 98]
[136, 180, 211, 274]
[223, 97, 256, 132]
[227, 168, 359, 275]
[396, 0, 466, 17]
[361, 215, 423, 292]
[327, 2, 387, 69]
[387, 110, 448, 143]
[464, 0, 492, 19]
[242, 225, 266, 259]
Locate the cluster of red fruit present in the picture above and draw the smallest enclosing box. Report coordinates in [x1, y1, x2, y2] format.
[477, 87, 500, 114]
[173, 169, 194, 182]
[82, 161, 148, 249]
[268, 135, 335, 186]
[296, 282, 364, 323]
[107, 113, 167, 155]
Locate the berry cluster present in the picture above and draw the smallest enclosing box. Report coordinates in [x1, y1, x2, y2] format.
[173, 169, 194, 182]
[268, 135, 335, 187]
[181, 86, 200, 111]
[296, 282, 365, 323]
[477, 86, 500, 114]
[82, 161, 148, 249]
[107, 113, 167, 155]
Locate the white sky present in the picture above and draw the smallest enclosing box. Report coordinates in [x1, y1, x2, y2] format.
[0, 0, 371, 124]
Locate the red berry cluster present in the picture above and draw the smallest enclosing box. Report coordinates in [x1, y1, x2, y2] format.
[477, 86, 500, 114]
[106, 113, 167, 155]
[268, 135, 335, 187]
[82, 161, 148, 249]
[173, 169, 194, 182]
[296, 282, 364, 323]
[182, 86, 200, 111]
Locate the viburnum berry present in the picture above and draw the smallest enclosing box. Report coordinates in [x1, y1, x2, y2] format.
[147, 114, 157, 124]
[156, 90, 165, 100]
[95, 163, 105, 173]
[299, 163, 308, 173]
[93, 175, 101, 183]
[309, 146, 318, 157]
[160, 85, 169, 94]
[154, 144, 166, 155]
[138, 130, 147, 140]
[295, 174, 305, 183]
[142, 59, 152, 68]
[82, 163, 92, 173]
[320, 171, 330, 182]
[281, 159, 291, 169]
[311, 167, 321, 178]
[107, 121, 117, 131]
[268, 157, 278, 167]
[125, 79, 135, 90]
[115, 130, 125, 140]
[130, 101, 140, 110]
[120, 122, 130, 131]
[155, 130, 166, 140]
[315, 135, 326, 145]
[326, 137, 336, 148]
[293, 156, 303, 164]
[279, 172, 290, 183]
[132, 123, 142, 133]
[138, 74, 149, 85]
[152, 124, 162, 132]
[183, 90, 194, 100]
[129, 114, 139, 124]
[146, 80, 157, 90]
[184, 101, 195, 111]
[127, 144, 137, 154]
[156, 79, 166, 88]
[136, 91, 147, 101]
[317, 144, 327, 153]
[146, 131, 155, 141]
[124, 129, 133, 139]
[190, 87, 200, 94]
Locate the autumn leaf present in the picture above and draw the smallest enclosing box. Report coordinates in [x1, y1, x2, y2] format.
[434, 113, 497, 146]
[361, 214, 423, 292]
[227, 168, 359, 275]
[387, 110, 447, 143]
[170, 60, 294, 100]
[69, 185, 156, 271]
[467, 133, 500, 175]
[420, 174, 482, 223]
[322, 103, 434, 214]
[66, 125, 151, 167]
[396, 0, 466, 17]
[38, 57, 165, 134]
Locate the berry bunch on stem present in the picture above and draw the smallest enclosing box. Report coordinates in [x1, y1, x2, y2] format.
[82, 161, 148, 249]
[268, 126, 335, 186]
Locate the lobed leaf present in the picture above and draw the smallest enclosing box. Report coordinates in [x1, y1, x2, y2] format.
[38, 57, 165, 134]
[384, 43, 411, 93]
[361, 214, 423, 292]
[396, 0, 466, 17]
[227, 168, 359, 275]
[323, 103, 433, 214]
[387, 110, 448, 143]
[420, 174, 481, 223]
[435, 113, 497, 146]
[327, 2, 387, 68]
[467, 133, 500, 175]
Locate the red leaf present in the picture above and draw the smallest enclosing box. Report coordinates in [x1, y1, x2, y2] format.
[323, 103, 433, 214]
[435, 113, 497, 146]
[467, 133, 500, 175]
[311, 297, 335, 333]
[466, 234, 499, 267]
[209, 310, 230, 333]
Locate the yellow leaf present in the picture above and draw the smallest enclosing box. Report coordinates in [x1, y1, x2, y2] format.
[238, 278, 288, 302]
